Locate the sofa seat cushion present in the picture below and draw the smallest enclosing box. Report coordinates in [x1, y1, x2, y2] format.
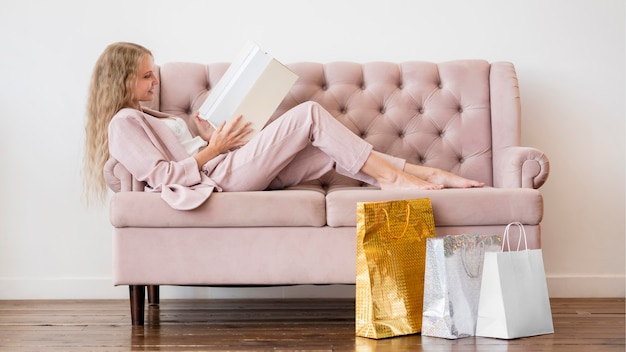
[325, 187, 543, 227]
[110, 189, 326, 228]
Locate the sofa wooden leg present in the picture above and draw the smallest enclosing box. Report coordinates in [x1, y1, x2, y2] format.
[129, 285, 145, 326]
[148, 285, 160, 307]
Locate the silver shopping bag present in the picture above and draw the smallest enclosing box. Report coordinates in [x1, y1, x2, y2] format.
[475, 222, 554, 339]
[421, 234, 501, 339]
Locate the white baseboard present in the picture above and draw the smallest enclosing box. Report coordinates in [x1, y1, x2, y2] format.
[0, 278, 129, 299]
[546, 275, 625, 298]
[159, 285, 356, 299]
[0, 278, 355, 300]
[0, 276, 623, 299]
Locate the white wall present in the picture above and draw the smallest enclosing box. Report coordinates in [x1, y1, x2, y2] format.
[0, 0, 623, 299]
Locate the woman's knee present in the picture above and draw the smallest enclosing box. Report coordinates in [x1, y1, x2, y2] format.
[280, 101, 323, 125]
[295, 101, 326, 116]
[298, 101, 321, 110]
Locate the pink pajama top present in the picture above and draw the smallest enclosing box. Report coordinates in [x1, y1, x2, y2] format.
[108, 107, 216, 210]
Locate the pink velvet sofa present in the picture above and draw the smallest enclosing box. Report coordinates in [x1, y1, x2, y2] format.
[105, 60, 549, 326]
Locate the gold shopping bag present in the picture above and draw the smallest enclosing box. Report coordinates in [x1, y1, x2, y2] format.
[355, 198, 436, 339]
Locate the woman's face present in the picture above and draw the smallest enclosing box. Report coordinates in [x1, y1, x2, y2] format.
[132, 54, 158, 106]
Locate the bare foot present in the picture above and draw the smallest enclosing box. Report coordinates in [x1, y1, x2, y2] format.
[361, 153, 450, 190]
[378, 171, 444, 190]
[426, 169, 485, 188]
[404, 164, 484, 188]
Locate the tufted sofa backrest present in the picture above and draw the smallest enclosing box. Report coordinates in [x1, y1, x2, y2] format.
[145, 60, 524, 188]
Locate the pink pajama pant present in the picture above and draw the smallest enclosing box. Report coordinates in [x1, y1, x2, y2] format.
[205, 101, 406, 191]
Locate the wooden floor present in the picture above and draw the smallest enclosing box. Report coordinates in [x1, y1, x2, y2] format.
[0, 298, 623, 351]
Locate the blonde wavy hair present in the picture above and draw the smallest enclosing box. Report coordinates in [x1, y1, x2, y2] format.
[83, 42, 152, 206]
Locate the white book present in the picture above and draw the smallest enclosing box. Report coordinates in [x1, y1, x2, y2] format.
[198, 42, 299, 139]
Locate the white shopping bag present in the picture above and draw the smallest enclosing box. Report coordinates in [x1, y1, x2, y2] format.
[475, 222, 554, 339]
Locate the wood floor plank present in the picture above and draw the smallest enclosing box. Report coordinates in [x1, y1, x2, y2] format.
[0, 298, 623, 351]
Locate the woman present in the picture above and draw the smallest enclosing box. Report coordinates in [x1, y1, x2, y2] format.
[83, 42, 483, 209]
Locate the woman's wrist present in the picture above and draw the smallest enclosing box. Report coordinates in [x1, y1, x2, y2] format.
[194, 145, 220, 170]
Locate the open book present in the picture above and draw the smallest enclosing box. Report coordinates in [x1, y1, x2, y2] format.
[198, 42, 299, 139]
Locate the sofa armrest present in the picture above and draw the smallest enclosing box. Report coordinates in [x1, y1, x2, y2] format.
[104, 157, 145, 192]
[493, 146, 550, 189]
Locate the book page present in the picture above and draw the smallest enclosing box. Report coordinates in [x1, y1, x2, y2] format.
[231, 59, 299, 139]
[197, 42, 299, 140]
[199, 42, 270, 122]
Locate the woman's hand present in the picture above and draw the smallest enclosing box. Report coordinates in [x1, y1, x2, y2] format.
[208, 115, 253, 153]
[193, 115, 253, 169]
[192, 112, 215, 141]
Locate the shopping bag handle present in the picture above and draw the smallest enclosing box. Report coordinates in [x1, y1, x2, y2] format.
[377, 201, 410, 239]
[461, 240, 485, 278]
[502, 221, 528, 251]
